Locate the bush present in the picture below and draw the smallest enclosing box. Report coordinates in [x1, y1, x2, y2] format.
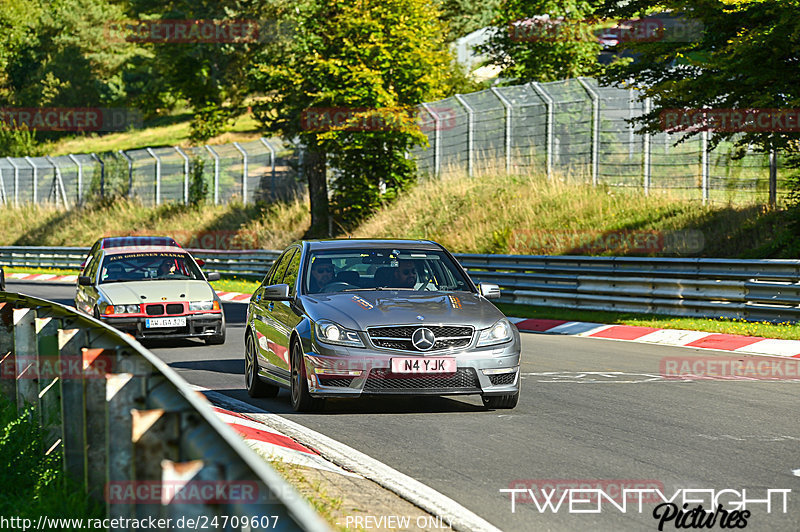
[189, 104, 232, 143]
[189, 156, 209, 205]
[0, 122, 40, 157]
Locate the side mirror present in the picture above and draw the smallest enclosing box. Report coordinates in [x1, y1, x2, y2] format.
[479, 283, 501, 299]
[78, 276, 92, 286]
[206, 272, 221, 281]
[263, 283, 292, 301]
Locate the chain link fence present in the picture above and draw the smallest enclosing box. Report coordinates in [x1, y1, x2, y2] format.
[413, 77, 792, 205]
[0, 137, 303, 207]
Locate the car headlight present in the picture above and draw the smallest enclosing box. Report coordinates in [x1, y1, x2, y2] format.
[114, 304, 140, 314]
[314, 320, 364, 348]
[189, 300, 218, 311]
[477, 319, 513, 347]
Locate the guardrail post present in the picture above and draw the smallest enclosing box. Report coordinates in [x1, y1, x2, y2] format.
[454, 94, 474, 177]
[530, 82, 553, 179]
[59, 328, 88, 492]
[643, 98, 652, 196]
[0, 165, 6, 206]
[6, 157, 20, 206]
[175, 147, 190, 205]
[0, 302, 16, 402]
[577, 78, 600, 186]
[701, 130, 710, 204]
[90, 153, 105, 200]
[205, 145, 220, 205]
[46, 155, 70, 208]
[36, 316, 62, 452]
[420, 103, 441, 177]
[83, 346, 113, 499]
[119, 150, 134, 199]
[68, 154, 84, 205]
[259, 138, 277, 200]
[132, 407, 181, 520]
[24, 156, 37, 205]
[146, 148, 161, 205]
[13, 307, 38, 411]
[233, 142, 248, 204]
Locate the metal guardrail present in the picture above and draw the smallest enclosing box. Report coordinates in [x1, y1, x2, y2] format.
[2, 246, 800, 323]
[0, 292, 330, 532]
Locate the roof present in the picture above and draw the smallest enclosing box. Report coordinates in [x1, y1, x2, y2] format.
[304, 239, 442, 251]
[99, 236, 180, 249]
[102, 246, 191, 256]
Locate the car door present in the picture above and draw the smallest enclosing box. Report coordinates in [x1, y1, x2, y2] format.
[267, 248, 303, 377]
[76, 250, 102, 314]
[250, 249, 296, 379]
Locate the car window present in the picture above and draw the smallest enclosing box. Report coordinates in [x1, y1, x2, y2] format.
[86, 251, 101, 281]
[99, 251, 204, 283]
[268, 249, 296, 286]
[282, 249, 302, 297]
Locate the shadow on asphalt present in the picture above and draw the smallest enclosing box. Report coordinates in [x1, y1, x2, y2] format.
[169, 359, 243, 376]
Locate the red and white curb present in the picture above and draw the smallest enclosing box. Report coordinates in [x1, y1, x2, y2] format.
[207, 403, 360, 478]
[509, 318, 800, 358]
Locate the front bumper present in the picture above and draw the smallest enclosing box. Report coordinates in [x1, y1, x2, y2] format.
[302, 341, 520, 398]
[100, 312, 223, 340]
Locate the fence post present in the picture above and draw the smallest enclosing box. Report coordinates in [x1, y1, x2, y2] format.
[13, 307, 38, 412]
[769, 148, 777, 207]
[453, 95, 474, 177]
[146, 148, 161, 205]
[46, 156, 69, 208]
[233, 142, 248, 203]
[701, 130, 709, 204]
[205, 145, 220, 205]
[577, 78, 600, 186]
[24, 156, 37, 205]
[6, 157, 19, 206]
[68, 154, 83, 205]
[90, 153, 105, 200]
[175, 147, 190, 205]
[259, 138, 277, 199]
[491, 88, 513, 175]
[420, 103, 441, 177]
[0, 165, 6, 206]
[643, 98, 652, 196]
[118, 150, 134, 199]
[529, 82, 553, 179]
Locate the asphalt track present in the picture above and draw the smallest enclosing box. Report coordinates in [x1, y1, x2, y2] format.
[9, 280, 800, 531]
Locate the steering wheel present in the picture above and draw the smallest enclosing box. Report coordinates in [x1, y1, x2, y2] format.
[321, 282, 359, 293]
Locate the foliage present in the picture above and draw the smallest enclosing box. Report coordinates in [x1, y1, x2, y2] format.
[188, 155, 209, 205]
[250, 0, 453, 234]
[0, 121, 41, 156]
[479, 0, 604, 83]
[189, 103, 233, 143]
[87, 152, 131, 201]
[437, 0, 502, 41]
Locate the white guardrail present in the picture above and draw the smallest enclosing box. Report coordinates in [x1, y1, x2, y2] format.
[0, 292, 330, 532]
[2, 246, 800, 323]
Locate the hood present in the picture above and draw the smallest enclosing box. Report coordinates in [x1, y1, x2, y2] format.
[299, 291, 504, 330]
[98, 280, 215, 305]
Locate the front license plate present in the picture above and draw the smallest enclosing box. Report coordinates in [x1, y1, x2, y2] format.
[391, 357, 456, 374]
[145, 317, 187, 328]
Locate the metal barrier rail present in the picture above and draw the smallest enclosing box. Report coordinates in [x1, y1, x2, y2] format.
[0, 292, 330, 532]
[2, 246, 800, 322]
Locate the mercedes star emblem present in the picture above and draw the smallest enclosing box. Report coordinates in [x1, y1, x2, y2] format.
[411, 327, 436, 351]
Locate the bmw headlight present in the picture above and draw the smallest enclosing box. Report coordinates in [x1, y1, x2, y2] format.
[314, 320, 364, 348]
[477, 319, 513, 347]
[114, 304, 140, 314]
[189, 300, 217, 311]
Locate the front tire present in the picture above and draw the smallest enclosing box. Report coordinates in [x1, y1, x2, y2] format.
[245, 333, 279, 398]
[482, 390, 519, 410]
[290, 338, 323, 412]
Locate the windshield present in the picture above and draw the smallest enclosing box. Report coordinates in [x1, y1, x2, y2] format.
[303, 248, 472, 294]
[100, 251, 203, 283]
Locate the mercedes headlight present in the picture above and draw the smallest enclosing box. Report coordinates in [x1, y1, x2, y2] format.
[477, 319, 513, 347]
[314, 320, 364, 348]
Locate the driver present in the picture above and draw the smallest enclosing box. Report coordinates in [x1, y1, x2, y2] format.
[157, 259, 177, 277]
[308, 258, 334, 293]
[392, 259, 418, 288]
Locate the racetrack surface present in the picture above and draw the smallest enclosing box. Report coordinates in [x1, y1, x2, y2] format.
[10, 280, 800, 531]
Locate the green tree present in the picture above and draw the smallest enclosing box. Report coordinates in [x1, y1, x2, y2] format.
[250, 0, 452, 234]
[480, 0, 603, 83]
[437, 0, 502, 41]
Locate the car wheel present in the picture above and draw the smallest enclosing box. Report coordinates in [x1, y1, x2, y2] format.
[206, 322, 226, 345]
[482, 390, 519, 410]
[245, 334, 279, 398]
[290, 338, 323, 412]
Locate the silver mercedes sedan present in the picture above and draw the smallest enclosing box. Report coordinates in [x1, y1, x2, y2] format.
[245, 239, 520, 412]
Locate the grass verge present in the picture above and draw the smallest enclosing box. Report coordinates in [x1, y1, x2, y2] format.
[0, 395, 105, 521]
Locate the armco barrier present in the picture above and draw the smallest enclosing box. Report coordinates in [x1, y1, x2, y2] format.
[0, 292, 330, 532]
[2, 246, 800, 322]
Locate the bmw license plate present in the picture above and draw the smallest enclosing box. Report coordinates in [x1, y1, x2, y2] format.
[391, 357, 456, 374]
[145, 317, 186, 328]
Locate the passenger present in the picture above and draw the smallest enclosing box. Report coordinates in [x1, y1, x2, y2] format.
[392, 260, 417, 288]
[308, 258, 334, 292]
[157, 260, 176, 277]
